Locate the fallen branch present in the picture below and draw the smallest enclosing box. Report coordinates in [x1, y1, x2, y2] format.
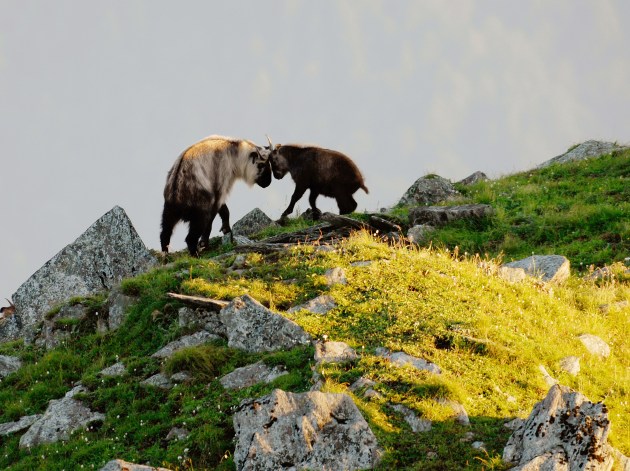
[166, 292, 229, 311]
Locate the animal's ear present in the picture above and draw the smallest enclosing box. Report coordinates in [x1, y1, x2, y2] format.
[250, 151, 258, 163]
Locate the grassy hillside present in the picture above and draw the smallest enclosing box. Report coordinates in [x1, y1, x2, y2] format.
[0, 150, 628, 470]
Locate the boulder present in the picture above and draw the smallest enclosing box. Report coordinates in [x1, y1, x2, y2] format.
[0, 354, 22, 378]
[391, 404, 432, 432]
[36, 303, 88, 350]
[503, 384, 622, 470]
[0, 414, 42, 436]
[99, 362, 126, 378]
[537, 140, 629, 169]
[219, 295, 311, 353]
[100, 460, 171, 471]
[219, 360, 288, 390]
[559, 356, 580, 376]
[314, 341, 359, 364]
[3, 206, 156, 344]
[19, 385, 105, 448]
[233, 389, 382, 470]
[502, 255, 570, 284]
[409, 204, 493, 227]
[288, 294, 337, 315]
[457, 171, 488, 185]
[376, 347, 441, 374]
[178, 306, 225, 336]
[407, 224, 436, 244]
[232, 208, 277, 237]
[140, 373, 173, 390]
[398, 175, 460, 206]
[578, 334, 610, 358]
[325, 267, 347, 286]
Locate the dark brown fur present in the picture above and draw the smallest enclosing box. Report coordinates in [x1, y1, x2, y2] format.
[269, 144, 368, 220]
[0, 299, 15, 319]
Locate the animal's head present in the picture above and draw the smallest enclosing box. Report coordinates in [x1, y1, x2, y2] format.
[266, 137, 289, 180]
[250, 144, 272, 188]
[0, 298, 15, 319]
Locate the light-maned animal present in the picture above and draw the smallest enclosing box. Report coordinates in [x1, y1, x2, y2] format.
[268, 140, 369, 221]
[160, 135, 272, 256]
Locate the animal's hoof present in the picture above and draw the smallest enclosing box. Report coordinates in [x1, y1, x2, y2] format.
[277, 216, 289, 226]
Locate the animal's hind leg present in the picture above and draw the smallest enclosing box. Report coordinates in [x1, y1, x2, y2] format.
[186, 208, 208, 256]
[336, 193, 358, 215]
[160, 202, 179, 253]
[308, 190, 322, 220]
[218, 204, 234, 243]
[199, 206, 218, 252]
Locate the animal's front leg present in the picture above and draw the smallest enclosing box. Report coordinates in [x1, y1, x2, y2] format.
[279, 185, 307, 224]
[218, 204, 234, 243]
[308, 190, 322, 220]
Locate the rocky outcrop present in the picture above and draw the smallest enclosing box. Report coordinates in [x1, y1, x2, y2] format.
[233, 389, 382, 471]
[398, 175, 460, 206]
[503, 384, 626, 470]
[537, 140, 629, 169]
[19, 385, 105, 448]
[502, 255, 570, 284]
[409, 204, 493, 227]
[232, 208, 277, 237]
[219, 295, 311, 353]
[2, 206, 156, 344]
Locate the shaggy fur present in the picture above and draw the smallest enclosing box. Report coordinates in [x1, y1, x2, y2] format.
[269, 144, 368, 220]
[161, 136, 271, 255]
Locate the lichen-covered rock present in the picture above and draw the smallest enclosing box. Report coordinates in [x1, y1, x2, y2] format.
[409, 204, 493, 227]
[0, 414, 42, 436]
[537, 140, 629, 169]
[19, 386, 105, 448]
[457, 171, 488, 185]
[391, 404, 432, 432]
[107, 287, 137, 331]
[407, 224, 436, 244]
[219, 361, 288, 390]
[398, 175, 460, 206]
[325, 267, 347, 286]
[3, 206, 156, 344]
[99, 460, 171, 471]
[502, 255, 570, 284]
[232, 208, 277, 236]
[376, 347, 441, 374]
[503, 384, 619, 470]
[140, 373, 173, 390]
[578, 334, 611, 358]
[233, 389, 382, 471]
[219, 295, 311, 353]
[288, 294, 337, 315]
[559, 356, 580, 376]
[314, 341, 358, 364]
[0, 354, 22, 378]
[99, 362, 126, 378]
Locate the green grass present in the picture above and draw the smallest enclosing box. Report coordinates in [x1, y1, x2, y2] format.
[0, 149, 628, 470]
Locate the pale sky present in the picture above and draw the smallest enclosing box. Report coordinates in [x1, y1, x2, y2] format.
[1, 1, 629, 300]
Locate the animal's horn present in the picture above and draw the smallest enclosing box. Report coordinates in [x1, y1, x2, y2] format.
[5, 298, 14, 307]
[266, 135, 273, 149]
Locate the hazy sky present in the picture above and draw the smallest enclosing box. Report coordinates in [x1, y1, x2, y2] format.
[1, 1, 629, 300]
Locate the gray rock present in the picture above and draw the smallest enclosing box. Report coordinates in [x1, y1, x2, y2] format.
[325, 267, 347, 286]
[220, 361, 288, 390]
[0, 414, 42, 436]
[19, 387, 105, 448]
[222, 234, 254, 246]
[99, 362, 126, 377]
[140, 373, 173, 390]
[99, 460, 171, 471]
[314, 341, 359, 364]
[0, 354, 22, 378]
[539, 365, 558, 388]
[471, 441, 486, 451]
[398, 175, 460, 206]
[578, 334, 611, 358]
[503, 384, 617, 470]
[170, 371, 192, 383]
[502, 255, 570, 284]
[438, 399, 470, 426]
[498, 266, 528, 283]
[559, 356, 580, 376]
[537, 140, 629, 169]
[409, 204, 493, 227]
[178, 306, 225, 336]
[391, 404, 432, 432]
[36, 303, 88, 350]
[151, 331, 221, 359]
[232, 208, 277, 237]
[288, 294, 337, 314]
[351, 260, 372, 267]
[407, 224, 436, 244]
[376, 348, 441, 374]
[219, 295, 311, 353]
[350, 377, 376, 393]
[457, 171, 488, 185]
[3, 206, 156, 344]
[107, 287, 137, 331]
[165, 427, 189, 442]
[233, 389, 382, 471]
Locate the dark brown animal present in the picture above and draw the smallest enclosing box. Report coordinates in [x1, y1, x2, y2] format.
[160, 135, 272, 256]
[268, 139, 368, 221]
[0, 299, 15, 320]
